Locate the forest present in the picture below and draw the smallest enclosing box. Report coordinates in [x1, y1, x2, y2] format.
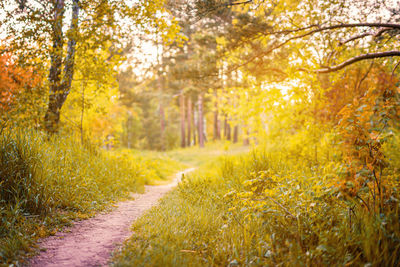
[0, 0, 399, 266]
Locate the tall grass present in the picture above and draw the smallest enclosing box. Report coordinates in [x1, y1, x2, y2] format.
[112, 140, 400, 266]
[0, 129, 182, 265]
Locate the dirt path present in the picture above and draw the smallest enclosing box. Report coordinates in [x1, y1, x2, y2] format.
[27, 168, 195, 267]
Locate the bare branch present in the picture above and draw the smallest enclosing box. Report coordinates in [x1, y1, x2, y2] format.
[356, 61, 374, 91]
[267, 23, 400, 37]
[226, 23, 400, 74]
[316, 51, 400, 73]
[226, 0, 253, 7]
[339, 28, 392, 46]
[391, 60, 400, 79]
[339, 33, 371, 46]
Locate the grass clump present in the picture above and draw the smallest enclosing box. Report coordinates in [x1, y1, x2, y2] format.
[0, 129, 181, 265]
[165, 141, 250, 167]
[112, 144, 400, 266]
[116, 149, 186, 185]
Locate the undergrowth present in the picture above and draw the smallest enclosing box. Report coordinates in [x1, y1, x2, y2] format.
[0, 129, 182, 265]
[112, 138, 400, 266]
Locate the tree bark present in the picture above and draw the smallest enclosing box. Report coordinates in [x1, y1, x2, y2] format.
[233, 125, 238, 143]
[156, 29, 165, 151]
[80, 79, 86, 145]
[213, 89, 221, 140]
[243, 128, 250, 146]
[180, 92, 186, 148]
[187, 96, 192, 146]
[198, 94, 204, 148]
[159, 103, 166, 150]
[44, 0, 79, 133]
[193, 100, 197, 145]
[44, 0, 65, 133]
[159, 77, 165, 151]
[316, 51, 400, 73]
[224, 115, 231, 141]
[126, 114, 132, 149]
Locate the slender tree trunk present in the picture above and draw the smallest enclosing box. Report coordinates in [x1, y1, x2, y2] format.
[203, 116, 208, 142]
[224, 115, 231, 141]
[158, 75, 165, 150]
[193, 101, 197, 145]
[198, 94, 204, 148]
[224, 115, 227, 138]
[126, 113, 132, 149]
[213, 90, 221, 140]
[180, 92, 186, 148]
[156, 29, 165, 151]
[233, 125, 238, 143]
[213, 110, 220, 140]
[243, 127, 250, 146]
[187, 96, 192, 146]
[80, 79, 86, 145]
[159, 101, 165, 150]
[227, 123, 231, 141]
[159, 80, 165, 151]
[45, 0, 80, 133]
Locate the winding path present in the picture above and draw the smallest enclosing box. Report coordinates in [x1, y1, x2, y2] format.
[27, 168, 195, 267]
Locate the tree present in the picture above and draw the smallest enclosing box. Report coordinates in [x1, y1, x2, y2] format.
[1, 0, 177, 133]
[196, 0, 400, 75]
[0, 48, 43, 127]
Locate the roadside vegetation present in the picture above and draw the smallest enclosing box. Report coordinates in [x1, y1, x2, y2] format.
[0, 129, 183, 265]
[112, 134, 400, 266]
[165, 142, 250, 167]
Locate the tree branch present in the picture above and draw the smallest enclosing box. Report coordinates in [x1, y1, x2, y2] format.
[316, 51, 400, 73]
[339, 33, 371, 46]
[266, 23, 400, 37]
[196, 0, 253, 20]
[218, 22, 400, 76]
[339, 28, 392, 46]
[355, 61, 374, 91]
[230, 23, 400, 73]
[226, 0, 253, 7]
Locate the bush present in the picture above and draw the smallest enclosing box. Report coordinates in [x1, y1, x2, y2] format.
[0, 129, 181, 264]
[113, 143, 400, 266]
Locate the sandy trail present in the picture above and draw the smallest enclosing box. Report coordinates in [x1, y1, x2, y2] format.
[27, 168, 195, 267]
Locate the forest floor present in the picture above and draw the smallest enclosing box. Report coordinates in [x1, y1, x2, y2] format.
[27, 168, 195, 267]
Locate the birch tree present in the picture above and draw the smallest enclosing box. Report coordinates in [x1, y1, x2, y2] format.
[1, 0, 177, 133]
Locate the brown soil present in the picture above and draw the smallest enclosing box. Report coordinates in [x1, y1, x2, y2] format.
[27, 168, 194, 267]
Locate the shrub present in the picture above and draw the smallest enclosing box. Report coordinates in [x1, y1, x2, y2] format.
[0, 128, 180, 264]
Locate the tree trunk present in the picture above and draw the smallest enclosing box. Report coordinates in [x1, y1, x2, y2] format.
[233, 125, 238, 143]
[243, 128, 250, 146]
[159, 101, 165, 150]
[180, 92, 186, 148]
[213, 89, 221, 140]
[203, 116, 207, 142]
[224, 116, 227, 138]
[187, 96, 192, 146]
[44, 0, 79, 133]
[80, 79, 86, 145]
[156, 29, 165, 151]
[126, 112, 133, 149]
[224, 115, 231, 141]
[44, 0, 64, 133]
[159, 77, 165, 151]
[193, 101, 197, 145]
[198, 94, 204, 148]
